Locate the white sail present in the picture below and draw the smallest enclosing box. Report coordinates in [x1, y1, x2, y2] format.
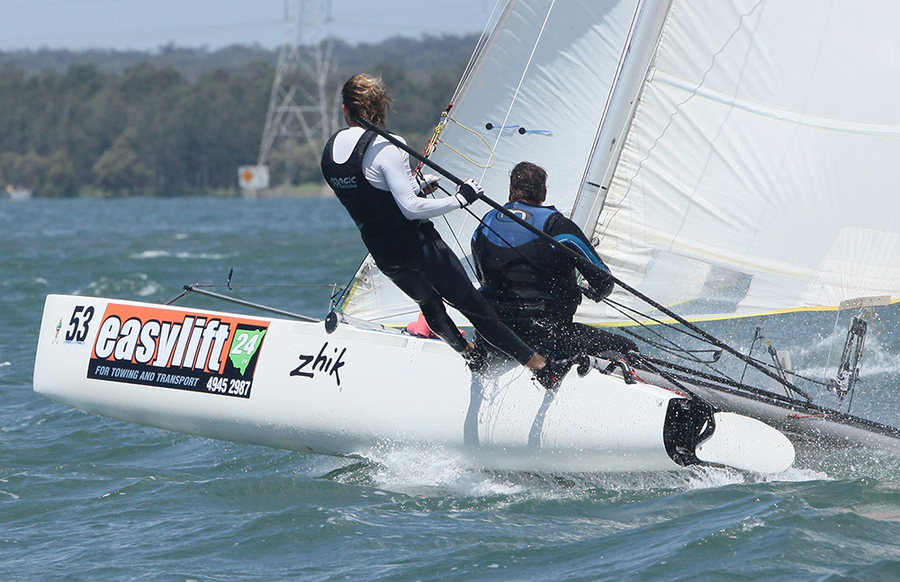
[339, 0, 643, 325]
[579, 0, 900, 322]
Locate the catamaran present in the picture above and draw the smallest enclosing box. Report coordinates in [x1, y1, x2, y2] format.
[34, 0, 900, 474]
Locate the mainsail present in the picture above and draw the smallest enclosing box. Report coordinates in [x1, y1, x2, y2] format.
[341, 0, 900, 327]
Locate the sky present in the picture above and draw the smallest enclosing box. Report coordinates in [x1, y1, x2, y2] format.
[0, 0, 497, 52]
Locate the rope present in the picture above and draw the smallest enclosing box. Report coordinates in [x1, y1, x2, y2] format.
[433, 113, 496, 169]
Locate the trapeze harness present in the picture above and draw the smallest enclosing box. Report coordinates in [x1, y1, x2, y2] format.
[321, 129, 428, 267]
[321, 129, 536, 366]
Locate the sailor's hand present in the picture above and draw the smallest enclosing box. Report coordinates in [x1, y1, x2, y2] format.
[416, 173, 441, 196]
[456, 178, 483, 207]
[582, 278, 614, 302]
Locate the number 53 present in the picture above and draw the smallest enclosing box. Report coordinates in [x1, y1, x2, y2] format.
[65, 305, 95, 342]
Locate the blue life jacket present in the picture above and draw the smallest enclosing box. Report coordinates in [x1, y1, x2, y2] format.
[472, 201, 584, 319]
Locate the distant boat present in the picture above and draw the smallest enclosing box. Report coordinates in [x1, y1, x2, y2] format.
[4, 185, 31, 201]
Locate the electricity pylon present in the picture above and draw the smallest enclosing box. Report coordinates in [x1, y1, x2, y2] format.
[257, 0, 338, 186]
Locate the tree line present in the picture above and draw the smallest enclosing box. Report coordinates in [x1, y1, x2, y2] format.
[0, 36, 474, 198]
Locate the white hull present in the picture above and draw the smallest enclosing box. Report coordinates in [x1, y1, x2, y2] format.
[33, 294, 793, 474]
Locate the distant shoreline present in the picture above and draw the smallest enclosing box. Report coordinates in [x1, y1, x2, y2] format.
[0, 183, 335, 200]
[242, 184, 333, 199]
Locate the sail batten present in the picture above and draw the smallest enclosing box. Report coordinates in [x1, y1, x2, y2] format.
[652, 69, 900, 137]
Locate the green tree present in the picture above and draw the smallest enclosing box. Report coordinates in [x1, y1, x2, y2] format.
[92, 127, 153, 196]
[0, 37, 474, 196]
[0, 149, 76, 197]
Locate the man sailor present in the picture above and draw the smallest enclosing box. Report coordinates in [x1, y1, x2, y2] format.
[471, 161, 638, 363]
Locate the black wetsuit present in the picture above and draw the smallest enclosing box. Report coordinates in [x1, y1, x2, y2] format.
[321, 129, 536, 365]
[472, 200, 637, 360]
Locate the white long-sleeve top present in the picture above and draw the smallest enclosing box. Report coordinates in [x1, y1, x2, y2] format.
[329, 126, 466, 220]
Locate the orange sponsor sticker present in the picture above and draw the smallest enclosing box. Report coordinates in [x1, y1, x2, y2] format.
[86, 303, 268, 398]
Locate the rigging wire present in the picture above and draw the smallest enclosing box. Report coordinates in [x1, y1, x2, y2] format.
[603, 294, 833, 395]
[481, 0, 557, 180]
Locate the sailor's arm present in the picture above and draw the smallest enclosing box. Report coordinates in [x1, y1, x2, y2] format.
[547, 215, 615, 300]
[375, 141, 468, 220]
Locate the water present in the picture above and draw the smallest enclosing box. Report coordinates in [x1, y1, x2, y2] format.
[4, 197, 900, 581]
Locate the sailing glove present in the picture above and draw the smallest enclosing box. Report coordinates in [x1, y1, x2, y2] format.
[416, 173, 441, 197]
[456, 178, 483, 207]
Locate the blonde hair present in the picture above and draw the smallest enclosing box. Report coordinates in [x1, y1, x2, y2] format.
[342, 74, 392, 127]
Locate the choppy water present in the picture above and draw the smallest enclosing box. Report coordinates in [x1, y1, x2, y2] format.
[3, 197, 900, 581]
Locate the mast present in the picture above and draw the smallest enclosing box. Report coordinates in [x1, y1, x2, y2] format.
[570, 0, 672, 231]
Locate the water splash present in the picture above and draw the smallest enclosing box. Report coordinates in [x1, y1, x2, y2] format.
[322, 443, 829, 500]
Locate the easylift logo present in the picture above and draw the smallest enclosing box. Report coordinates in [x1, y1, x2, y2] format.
[87, 303, 268, 399]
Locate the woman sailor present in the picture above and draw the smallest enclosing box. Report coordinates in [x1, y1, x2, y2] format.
[321, 73, 569, 388]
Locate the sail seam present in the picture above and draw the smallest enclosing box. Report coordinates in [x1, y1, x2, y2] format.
[653, 69, 900, 137]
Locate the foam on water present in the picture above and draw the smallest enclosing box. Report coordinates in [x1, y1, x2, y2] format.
[355, 445, 529, 498]
[78, 274, 164, 297]
[327, 442, 834, 502]
[130, 250, 234, 260]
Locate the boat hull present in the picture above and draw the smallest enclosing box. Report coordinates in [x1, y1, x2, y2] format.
[34, 294, 791, 473]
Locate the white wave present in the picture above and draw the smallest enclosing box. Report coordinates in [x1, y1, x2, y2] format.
[129, 250, 232, 260]
[138, 281, 163, 296]
[81, 274, 163, 298]
[174, 252, 232, 260]
[130, 250, 171, 259]
[0, 490, 20, 501]
[357, 444, 527, 498]
[793, 336, 900, 379]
